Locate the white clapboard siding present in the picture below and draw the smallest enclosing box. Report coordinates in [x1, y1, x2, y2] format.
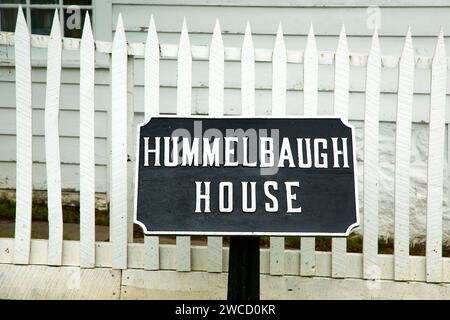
[207, 20, 224, 273]
[13, 9, 32, 265]
[269, 23, 286, 276]
[241, 22, 255, 117]
[45, 11, 64, 266]
[394, 29, 414, 281]
[331, 25, 349, 278]
[79, 14, 96, 268]
[111, 15, 128, 270]
[300, 25, 318, 277]
[144, 15, 160, 271]
[176, 18, 192, 272]
[426, 30, 446, 283]
[363, 30, 381, 279]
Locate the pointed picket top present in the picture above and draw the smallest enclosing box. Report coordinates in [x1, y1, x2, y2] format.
[145, 15, 160, 120]
[50, 9, 62, 40]
[305, 23, 318, 56]
[432, 28, 446, 68]
[272, 22, 287, 117]
[15, 6, 28, 35]
[81, 11, 94, 42]
[241, 21, 255, 117]
[334, 24, 349, 121]
[209, 18, 224, 117]
[177, 17, 192, 117]
[179, 17, 191, 56]
[303, 23, 318, 117]
[113, 14, 127, 51]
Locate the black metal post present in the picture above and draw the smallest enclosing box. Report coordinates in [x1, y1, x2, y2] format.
[227, 236, 260, 300]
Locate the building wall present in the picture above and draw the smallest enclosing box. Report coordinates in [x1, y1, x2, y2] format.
[1, 0, 450, 240]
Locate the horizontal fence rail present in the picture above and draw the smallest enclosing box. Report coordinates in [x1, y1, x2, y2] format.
[0, 10, 449, 289]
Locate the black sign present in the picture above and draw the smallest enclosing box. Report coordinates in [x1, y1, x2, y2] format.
[134, 117, 359, 236]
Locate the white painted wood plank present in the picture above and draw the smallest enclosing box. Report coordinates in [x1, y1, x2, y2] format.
[303, 25, 318, 117]
[0, 30, 447, 69]
[144, 15, 160, 120]
[271, 24, 287, 117]
[208, 20, 224, 118]
[332, 25, 349, 278]
[45, 11, 63, 266]
[363, 30, 381, 279]
[269, 23, 286, 276]
[301, 24, 318, 277]
[394, 29, 414, 281]
[127, 57, 135, 244]
[177, 18, 192, 116]
[79, 13, 96, 268]
[207, 20, 224, 273]
[426, 30, 446, 283]
[176, 18, 192, 272]
[241, 22, 255, 117]
[144, 15, 160, 271]
[13, 9, 32, 265]
[110, 14, 128, 270]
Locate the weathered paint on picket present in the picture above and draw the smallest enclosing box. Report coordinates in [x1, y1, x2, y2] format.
[143, 15, 160, 271]
[426, 30, 446, 283]
[394, 29, 414, 281]
[300, 25, 318, 277]
[331, 25, 349, 279]
[45, 11, 63, 267]
[363, 29, 381, 279]
[13, 8, 32, 265]
[110, 15, 128, 270]
[207, 20, 224, 273]
[79, 13, 96, 268]
[241, 22, 255, 117]
[269, 23, 287, 276]
[176, 18, 192, 272]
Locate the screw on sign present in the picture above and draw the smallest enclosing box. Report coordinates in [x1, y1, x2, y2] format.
[134, 116, 360, 299]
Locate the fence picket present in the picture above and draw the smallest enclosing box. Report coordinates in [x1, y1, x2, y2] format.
[13, 8, 32, 265]
[241, 22, 255, 117]
[301, 25, 318, 276]
[426, 30, 446, 283]
[176, 18, 192, 272]
[394, 29, 414, 281]
[144, 15, 160, 271]
[79, 13, 96, 268]
[269, 23, 287, 276]
[331, 25, 349, 278]
[206, 20, 225, 273]
[111, 14, 128, 270]
[363, 30, 381, 279]
[45, 11, 63, 266]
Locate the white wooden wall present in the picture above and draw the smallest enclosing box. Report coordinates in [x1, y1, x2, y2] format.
[1, 9, 450, 289]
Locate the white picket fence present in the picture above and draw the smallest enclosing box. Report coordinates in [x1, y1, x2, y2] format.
[1, 9, 450, 299]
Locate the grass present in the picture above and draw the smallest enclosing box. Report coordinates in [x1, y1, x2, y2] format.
[0, 195, 109, 226]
